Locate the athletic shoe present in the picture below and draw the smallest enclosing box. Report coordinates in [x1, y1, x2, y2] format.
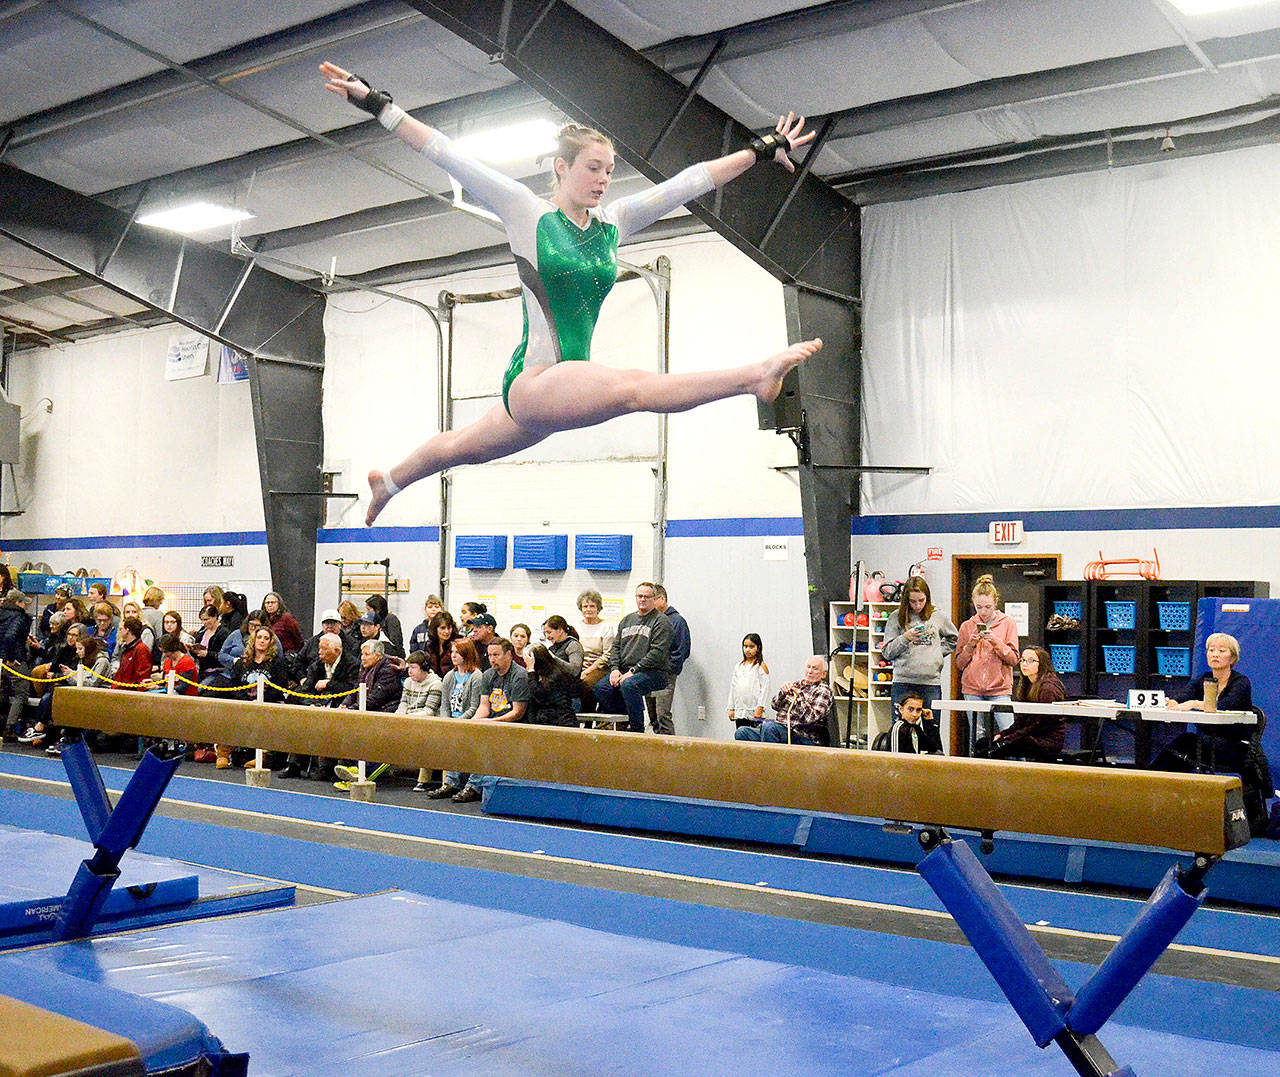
[412, 782, 429, 793]
[333, 764, 360, 783]
[45, 740, 65, 757]
[427, 785, 460, 800]
[16, 726, 43, 744]
[451, 787, 481, 803]
[333, 780, 351, 791]
[193, 748, 215, 764]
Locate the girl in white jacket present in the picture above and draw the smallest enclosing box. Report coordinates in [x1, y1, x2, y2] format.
[727, 633, 771, 728]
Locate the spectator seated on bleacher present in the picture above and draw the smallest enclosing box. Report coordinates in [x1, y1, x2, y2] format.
[735, 656, 832, 747]
[112, 618, 152, 689]
[276, 632, 359, 780]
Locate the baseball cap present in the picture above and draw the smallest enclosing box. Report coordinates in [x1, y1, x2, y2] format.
[359, 611, 380, 625]
[320, 608, 341, 623]
[472, 613, 497, 628]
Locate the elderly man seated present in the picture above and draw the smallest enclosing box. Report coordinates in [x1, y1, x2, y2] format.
[734, 655, 833, 746]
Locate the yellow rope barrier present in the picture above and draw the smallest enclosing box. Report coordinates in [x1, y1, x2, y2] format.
[0, 661, 74, 684]
[1, 662, 358, 701]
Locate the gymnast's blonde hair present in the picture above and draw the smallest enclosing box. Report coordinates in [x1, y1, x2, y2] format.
[550, 123, 613, 189]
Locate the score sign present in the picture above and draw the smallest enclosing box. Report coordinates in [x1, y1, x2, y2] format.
[988, 520, 1023, 545]
[1128, 689, 1166, 709]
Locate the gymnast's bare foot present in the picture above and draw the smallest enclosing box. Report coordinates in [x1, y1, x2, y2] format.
[755, 338, 822, 405]
[366, 470, 394, 526]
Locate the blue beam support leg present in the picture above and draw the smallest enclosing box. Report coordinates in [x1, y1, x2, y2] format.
[54, 745, 183, 940]
[1068, 863, 1206, 1036]
[916, 828, 1137, 1077]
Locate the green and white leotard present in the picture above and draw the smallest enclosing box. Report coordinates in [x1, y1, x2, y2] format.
[411, 128, 714, 416]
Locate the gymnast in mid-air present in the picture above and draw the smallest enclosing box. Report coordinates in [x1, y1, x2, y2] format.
[319, 62, 823, 525]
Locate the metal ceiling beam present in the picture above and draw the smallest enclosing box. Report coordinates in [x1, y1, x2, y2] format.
[824, 25, 1280, 141]
[649, 0, 979, 75]
[841, 102, 1280, 203]
[5, 0, 426, 151]
[0, 162, 326, 620]
[406, 0, 860, 652]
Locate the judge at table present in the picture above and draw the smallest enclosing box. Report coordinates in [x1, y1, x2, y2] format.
[1154, 632, 1254, 771]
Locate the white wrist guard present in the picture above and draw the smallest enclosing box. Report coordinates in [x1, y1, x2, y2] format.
[378, 104, 407, 132]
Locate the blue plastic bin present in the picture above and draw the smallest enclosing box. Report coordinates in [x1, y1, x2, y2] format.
[1155, 647, 1191, 677]
[1156, 602, 1192, 632]
[1052, 601, 1082, 620]
[1102, 645, 1135, 675]
[1049, 644, 1080, 673]
[1105, 601, 1136, 630]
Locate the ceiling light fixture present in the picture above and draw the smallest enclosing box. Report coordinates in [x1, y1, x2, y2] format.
[137, 202, 255, 234]
[1167, 0, 1276, 15]
[453, 118, 560, 164]
[1160, 129, 1176, 152]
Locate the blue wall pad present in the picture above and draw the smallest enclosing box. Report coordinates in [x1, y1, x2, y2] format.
[484, 779, 1280, 910]
[574, 533, 632, 571]
[512, 533, 567, 571]
[453, 534, 506, 570]
[4, 890, 1277, 1076]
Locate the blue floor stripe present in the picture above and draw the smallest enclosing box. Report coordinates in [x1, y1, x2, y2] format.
[5, 752, 1278, 963]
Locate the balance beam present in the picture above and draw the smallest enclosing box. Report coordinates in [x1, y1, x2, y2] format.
[53, 689, 1248, 854]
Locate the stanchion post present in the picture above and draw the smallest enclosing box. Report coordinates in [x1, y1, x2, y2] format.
[246, 677, 271, 788]
[166, 669, 176, 695]
[76, 665, 85, 687]
[351, 680, 375, 801]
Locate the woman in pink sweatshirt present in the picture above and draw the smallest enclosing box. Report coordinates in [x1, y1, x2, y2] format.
[955, 574, 1020, 740]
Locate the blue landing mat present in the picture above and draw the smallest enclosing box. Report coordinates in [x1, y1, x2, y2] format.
[0, 822, 295, 941]
[6, 891, 1278, 1076]
[3, 764, 1279, 966]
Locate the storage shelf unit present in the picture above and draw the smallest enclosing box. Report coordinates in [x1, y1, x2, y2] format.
[828, 601, 898, 750]
[1036, 579, 1268, 698]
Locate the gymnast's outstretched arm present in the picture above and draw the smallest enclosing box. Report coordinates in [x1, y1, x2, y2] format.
[606, 112, 815, 242]
[319, 61, 544, 235]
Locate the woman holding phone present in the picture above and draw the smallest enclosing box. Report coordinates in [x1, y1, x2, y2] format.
[954, 574, 1020, 743]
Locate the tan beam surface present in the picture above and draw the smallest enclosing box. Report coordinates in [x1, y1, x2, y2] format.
[53, 689, 1247, 854]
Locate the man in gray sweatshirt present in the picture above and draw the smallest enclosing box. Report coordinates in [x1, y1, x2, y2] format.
[593, 581, 673, 733]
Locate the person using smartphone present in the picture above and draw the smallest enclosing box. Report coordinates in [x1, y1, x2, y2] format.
[955, 574, 1020, 750]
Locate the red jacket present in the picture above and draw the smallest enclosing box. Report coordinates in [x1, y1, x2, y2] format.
[114, 641, 152, 689]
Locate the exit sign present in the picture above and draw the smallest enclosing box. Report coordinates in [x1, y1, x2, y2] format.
[988, 520, 1023, 545]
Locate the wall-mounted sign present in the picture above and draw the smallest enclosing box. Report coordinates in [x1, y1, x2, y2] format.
[988, 520, 1023, 545]
[763, 539, 789, 561]
[926, 547, 943, 561]
[201, 555, 234, 568]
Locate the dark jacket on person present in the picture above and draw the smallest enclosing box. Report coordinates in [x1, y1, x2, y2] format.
[527, 668, 579, 727]
[1005, 671, 1069, 754]
[1172, 670, 1254, 740]
[233, 652, 290, 703]
[0, 605, 31, 663]
[300, 651, 360, 708]
[408, 618, 432, 657]
[423, 632, 456, 679]
[607, 610, 673, 678]
[299, 629, 358, 672]
[549, 637, 585, 678]
[891, 718, 944, 755]
[358, 656, 404, 713]
[663, 605, 691, 677]
[195, 623, 231, 676]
